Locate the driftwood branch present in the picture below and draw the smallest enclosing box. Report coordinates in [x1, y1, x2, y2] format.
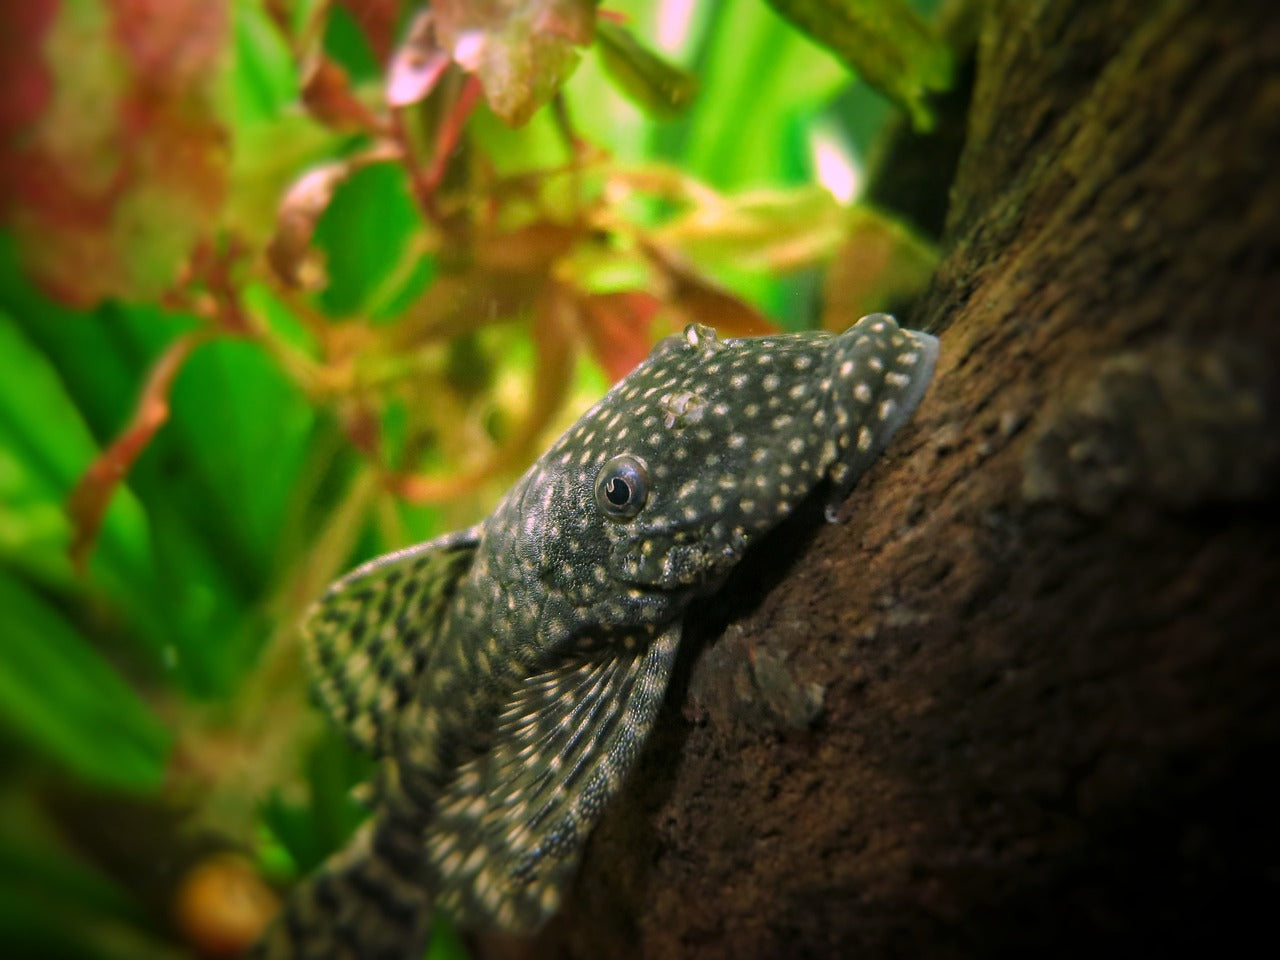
[515, 1, 1280, 956]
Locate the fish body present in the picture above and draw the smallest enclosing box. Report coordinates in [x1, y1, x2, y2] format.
[259, 313, 938, 959]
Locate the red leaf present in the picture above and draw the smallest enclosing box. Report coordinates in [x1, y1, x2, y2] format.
[579, 290, 661, 382]
[423, 76, 482, 191]
[820, 207, 937, 330]
[645, 243, 779, 337]
[0, 0, 229, 306]
[340, 397, 381, 458]
[473, 220, 581, 273]
[302, 55, 383, 133]
[0, 1, 57, 145]
[68, 330, 212, 572]
[668, 271, 778, 338]
[109, 0, 225, 79]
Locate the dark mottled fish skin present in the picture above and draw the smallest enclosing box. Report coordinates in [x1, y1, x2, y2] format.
[257, 313, 939, 959]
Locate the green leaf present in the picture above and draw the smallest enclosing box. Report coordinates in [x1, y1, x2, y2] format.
[0, 570, 170, 791]
[679, 2, 848, 191]
[468, 103, 571, 177]
[161, 335, 316, 583]
[222, 0, 298, 125]
[596, 19, 698, 119]
[324, 2, 382, 81]
[425, 913, 469, 960]
[314, 164, 423, 317]
[765, 0, 953, 131]
[0, 251, 317, 696]
[259, 730, 374, 875]
[0, 302, 163, 647]
[0, 807, 178, 960]
[123, 328, 318, 694]
[0, 288, 276, 694]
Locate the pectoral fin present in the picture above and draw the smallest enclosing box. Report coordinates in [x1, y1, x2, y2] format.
[304, 528, 480, 755]
[423, 627, 681, 932]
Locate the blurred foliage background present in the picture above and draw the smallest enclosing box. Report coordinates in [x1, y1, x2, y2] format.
[0, 0, 950, 956]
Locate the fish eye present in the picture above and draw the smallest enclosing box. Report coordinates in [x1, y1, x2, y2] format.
[595, 454, 650, 521]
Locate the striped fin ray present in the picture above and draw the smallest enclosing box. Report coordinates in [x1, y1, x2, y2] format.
[305, 528, 480, 754]
[424, 626, 681, 932]
[254, 808, 433, 960]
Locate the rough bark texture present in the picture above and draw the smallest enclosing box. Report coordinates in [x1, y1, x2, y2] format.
[515, 1, 1280, 957]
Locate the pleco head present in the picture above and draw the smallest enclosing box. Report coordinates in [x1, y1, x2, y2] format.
[506, 313, 938, 600]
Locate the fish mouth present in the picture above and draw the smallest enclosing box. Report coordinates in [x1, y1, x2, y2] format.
[614, 517, 745, 589]
[822, 314, 939, 493]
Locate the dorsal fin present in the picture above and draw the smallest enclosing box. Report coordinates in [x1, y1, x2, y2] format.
[422, 626, 681, 931]
[303, 527, 480, 755]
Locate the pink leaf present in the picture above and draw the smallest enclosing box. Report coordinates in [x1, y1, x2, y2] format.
[433, 0, 596, 126]
[386, 10, 451, 108]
